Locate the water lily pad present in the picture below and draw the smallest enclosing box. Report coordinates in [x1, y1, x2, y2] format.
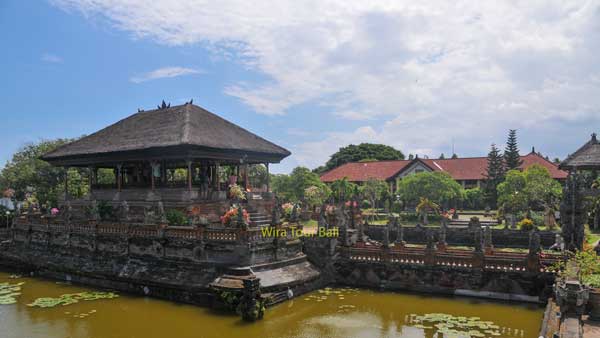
[0, 282, 24, 305]
[28, 291, 119, 308]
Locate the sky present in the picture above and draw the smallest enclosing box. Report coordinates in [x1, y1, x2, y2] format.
[0, 1, 599, 174]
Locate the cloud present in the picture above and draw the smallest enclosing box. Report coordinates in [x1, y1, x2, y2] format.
[41, 53, 63, 63]
[50, 0, 600, 169]
[130, 66, 203, 83]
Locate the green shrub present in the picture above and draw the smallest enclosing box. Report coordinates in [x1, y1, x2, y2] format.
[166, 209, 188, 226]
[97, 201, 113, 221]
[0, 205, 14, 227]
[361, 200, 371, 209]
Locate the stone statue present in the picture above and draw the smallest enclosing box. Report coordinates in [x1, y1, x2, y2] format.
[237, 204, 247, 229]
[318, 204, 328, 231]
[157, 201, 167, 224]
[468, 216, 481, 230]
[483, 226, 493, 248]
[290, 204, 298, 223]
[529, 229, 541, 255]
[561, 171, 585, 251]
[439, 223, 447, 245]
[88, 199, 100, 222]
[395, 222, 405, 245]
[271, 200, 282, 226]
[382, 220, 390, 248]
[143, 205, 155, 224]
[118, 200, 130, 223]
[426, 230, 435, 251]
[473, 228, 483, 253]
[62, 201, 72, 225]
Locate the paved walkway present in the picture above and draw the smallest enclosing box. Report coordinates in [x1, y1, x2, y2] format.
[583, 316, 600, 338]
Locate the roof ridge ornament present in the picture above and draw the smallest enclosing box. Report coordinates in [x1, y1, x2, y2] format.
[592, 133, 598, 144]
[157, 100, 171, 110]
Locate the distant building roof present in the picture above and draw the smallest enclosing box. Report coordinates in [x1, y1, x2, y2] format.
[560, 133, 600, 170]
[320, 152, 567, 183]
[42, 103, 291, 166]
[319, 160, 411, 182]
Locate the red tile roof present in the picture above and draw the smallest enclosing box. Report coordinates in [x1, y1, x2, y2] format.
[319, 152, 567, 183]
[320, 160, 411, 182]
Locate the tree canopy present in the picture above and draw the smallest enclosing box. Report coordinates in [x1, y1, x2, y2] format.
[318, 143, 404, 173]
[396, 172, 464, 206]
[0, 139, 89, 208]
[497, 165, 562, 214]
[270, 166, 326, 202]
[362, 178, 390, 209]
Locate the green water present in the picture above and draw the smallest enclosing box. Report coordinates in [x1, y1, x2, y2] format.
[0, 271, 543, 338]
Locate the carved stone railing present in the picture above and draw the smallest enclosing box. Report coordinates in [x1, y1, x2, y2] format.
[343, 244, 562, 274]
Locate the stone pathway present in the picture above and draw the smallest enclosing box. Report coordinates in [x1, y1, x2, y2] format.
[583, 316, 600, 338]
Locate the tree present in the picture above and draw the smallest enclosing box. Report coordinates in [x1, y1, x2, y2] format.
[483, 143, 505, 208]
[304, 185, 331, 210]
[362, 178, 390, 211]
[270, 167, 325, 202]
[464, 187, 485, 210]
[330, 177, 358, 202]
[504, 129, 523, 170]
[0, 139, 89, 209]
[439, 153, 445, 159]
[396, 172, 464, 208]
[321, 143, 404, 172]
[416, 197, 440, 224]
[408, 154, 414, 160]
[497, 170, 528, 215]
[451, 153, 459, 159]
[497, 165, 562, 217]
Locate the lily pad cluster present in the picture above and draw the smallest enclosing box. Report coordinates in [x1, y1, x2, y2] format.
[27, 291, 119, 308]
[0, 282, 24, 305]
[410, 313, 502, 338]
[303, 287, 359, 302]
[65, 309, 97, 319]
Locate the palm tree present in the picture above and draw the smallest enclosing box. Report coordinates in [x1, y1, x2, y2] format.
[416, 197, 440, 225]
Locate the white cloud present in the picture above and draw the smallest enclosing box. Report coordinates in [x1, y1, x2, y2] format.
[50, 0, 600, 169]
[130, 66, 203, 83]
[41, 53, 63, 63]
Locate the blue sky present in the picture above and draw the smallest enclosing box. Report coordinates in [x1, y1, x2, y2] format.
[1, 1, 599, 174]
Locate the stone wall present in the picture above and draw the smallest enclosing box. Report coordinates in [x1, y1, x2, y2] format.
[365, 225, 556, 248]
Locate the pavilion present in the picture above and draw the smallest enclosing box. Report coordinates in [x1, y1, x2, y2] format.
[42, 102, 290, 205]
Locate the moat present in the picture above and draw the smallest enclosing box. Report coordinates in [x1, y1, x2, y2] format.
[1, 271, 544, 338]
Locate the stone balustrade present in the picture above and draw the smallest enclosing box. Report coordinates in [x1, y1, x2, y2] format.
[343, 244, 563, 274]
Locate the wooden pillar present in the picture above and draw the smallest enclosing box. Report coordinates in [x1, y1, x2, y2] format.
[117, 164, 123, 192]
[187, 160, 193, 192]
[266, 163, 270, 192]
[244, 164, 249, 191]
[87, 166, 94, 193]
[161, 160, 166, 185]
[150, 162, 155, 191]
[64, 167, 69, 201]
[214, 162, 220, 191]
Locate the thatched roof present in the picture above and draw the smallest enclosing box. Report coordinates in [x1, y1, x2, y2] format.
[560, 133, 600, 170]
[42, 103, 290, 166]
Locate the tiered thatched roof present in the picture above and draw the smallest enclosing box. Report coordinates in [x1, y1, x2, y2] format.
[560, 133, 600, 170]
[42, 103, 290, 166]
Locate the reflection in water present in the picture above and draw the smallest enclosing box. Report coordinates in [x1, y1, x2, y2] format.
[0, 271, 542, 338]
